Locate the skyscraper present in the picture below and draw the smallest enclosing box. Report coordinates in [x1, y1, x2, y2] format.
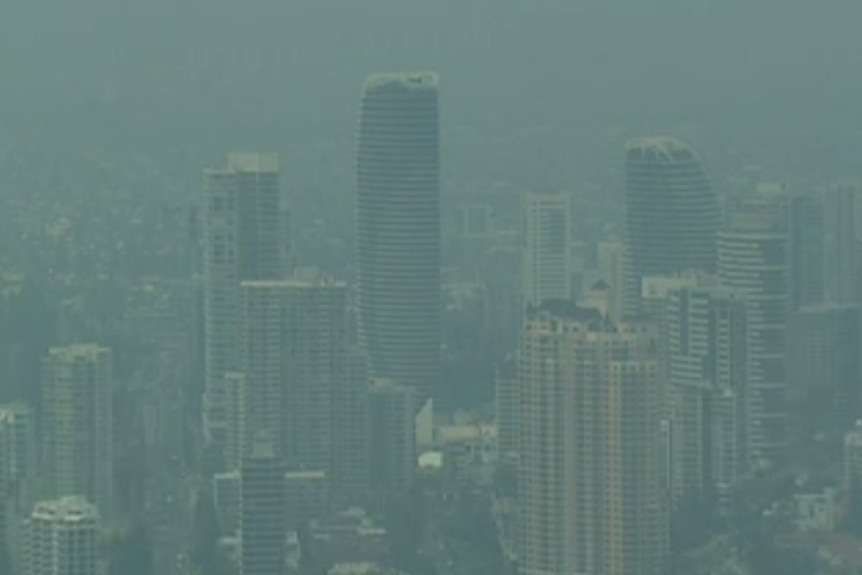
[623, 137, 720, 315]
[664, 285, 747, 510]
[718, 189, 791, 466]
[42, 345, 113, 523]
[522, 192, 572, 307]
[367, 379, 417, 498]
[518, 301, 667, 575]
[356, 72, 441, 402]
[239, 435, 285, 575]
[0, 402, 37, 511]
[240, 272, 347, 473]
[25, 496, 100, 575]
[203, 153, 282, 459]
[785, 192, 825, 310]
[788, 304, 861, 438]
[824, 182, 862, 305]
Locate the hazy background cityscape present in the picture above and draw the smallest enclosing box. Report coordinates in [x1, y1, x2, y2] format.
[2, 1, 862, 575]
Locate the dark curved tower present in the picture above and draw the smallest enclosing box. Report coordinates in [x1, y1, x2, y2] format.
[624, 137, 720, 314]
[356, 72, 440, 401]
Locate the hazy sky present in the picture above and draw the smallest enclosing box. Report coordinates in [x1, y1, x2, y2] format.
[2, 0, 860, 177]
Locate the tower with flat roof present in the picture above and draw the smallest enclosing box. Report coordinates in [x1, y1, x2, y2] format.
[239, 434, 285, 575]
[718, 187, 791, 466]
[42, 345, 113, 524]
[240, 274, 347, 474]
[203, 153, 282, 463]
[522, 192, 572, 308]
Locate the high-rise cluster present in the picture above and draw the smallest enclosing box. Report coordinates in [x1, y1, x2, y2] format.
[195, 71, 442, 573]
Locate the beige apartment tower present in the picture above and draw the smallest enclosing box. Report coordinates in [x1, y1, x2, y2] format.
[518, 301, 667, 575]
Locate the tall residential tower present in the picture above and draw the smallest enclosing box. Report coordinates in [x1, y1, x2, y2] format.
[203, 153, 282, 460]
[42, 345, 113, 523]
[718, 188, 791, 466]
[240, 274, 347, 474]
[518, 301, 667, 575]
[522, 192, 572, 308]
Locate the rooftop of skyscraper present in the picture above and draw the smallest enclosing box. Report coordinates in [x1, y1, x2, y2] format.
[32, 496, 99, 523]
[364, 72, 439, 92]
[225, 152, 279, 173]
[625, 136, 698, 162]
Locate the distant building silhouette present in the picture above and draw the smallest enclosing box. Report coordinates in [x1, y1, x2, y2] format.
[42, 345, 113, 524]
[356, 72, 441, 403]
[824, 182, 862, 305]
[784, 192, 825, 310]
[788, 303, 861, 438]
[522, 192, 572, 308]
[367, 379, 416, 498]
[623, 137, 719, 316]
[597, 241, 626, 323]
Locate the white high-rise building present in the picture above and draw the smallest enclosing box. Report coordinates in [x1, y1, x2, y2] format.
[203, 153, 282, 461]
[26, 496, 100, 575]
[718, 187, 791, 466]
[664, 285, 747, 511]
[42, 345, 113, 523]
[523, 192, 572, 308]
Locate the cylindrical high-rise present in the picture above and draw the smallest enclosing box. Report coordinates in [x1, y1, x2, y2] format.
[624, 137, 720, 315]
[356, 72, 440, 401]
